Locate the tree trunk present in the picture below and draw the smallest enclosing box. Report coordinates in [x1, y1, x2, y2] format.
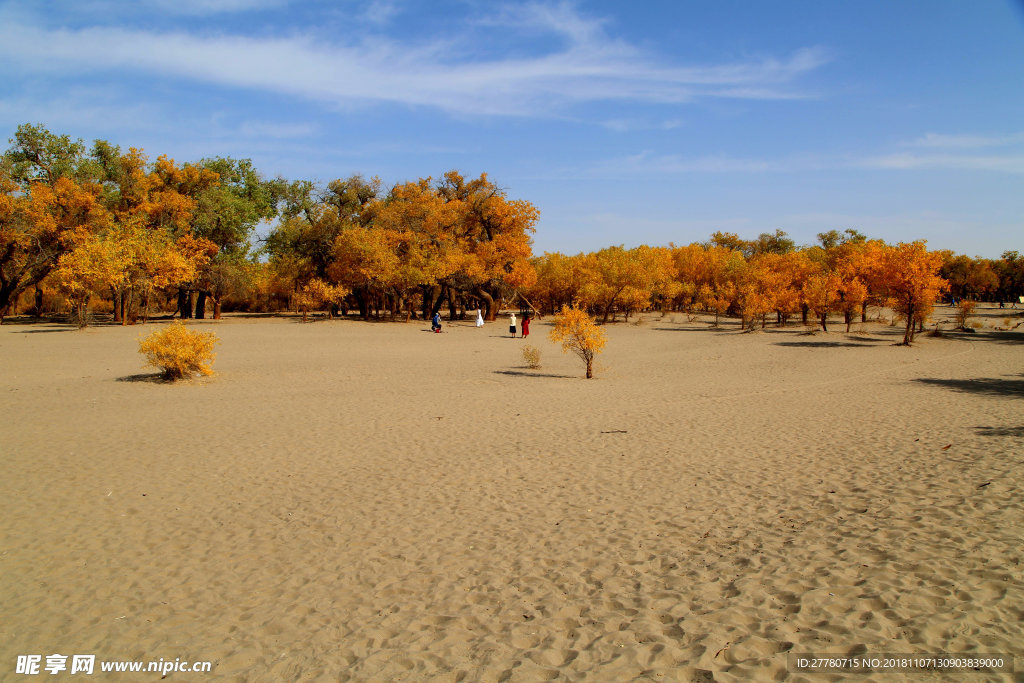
[801, 303, 809, 324]
[112, 288, 122, 323]
[355, 288, 369, 320]
[861, 300, 868, 323]
[424, 284, 443, 320]
[213, 296, 222, 320]
[33, 287, 43, 317]
[421, 285, 432, 321]
[820, 312, 828, 332]
[902, 302, 915, 345]
[585, 356, 593, 379]
[447, 286, 458, 321]
[429, 285, 446, 319]
[474, 286, 496, 321]
[195, 291, 207, 319]
[177, 288, 193, 319]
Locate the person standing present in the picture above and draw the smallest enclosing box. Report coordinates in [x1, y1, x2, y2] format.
[509, 312, 517, 337]
[521, 314, 531, 338]
[476, 308, 484, 327]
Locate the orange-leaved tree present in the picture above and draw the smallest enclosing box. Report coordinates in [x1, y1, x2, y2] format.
[867, 241, 948, 344]
[550, 304, 607, 379]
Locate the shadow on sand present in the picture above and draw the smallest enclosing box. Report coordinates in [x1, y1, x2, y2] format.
[975, 425, 1024, 437]
[493, 369, 574, 379]
[774, 340, 875, 348]
[914, 376, 1024, 399]
[116, 373, 170, 384]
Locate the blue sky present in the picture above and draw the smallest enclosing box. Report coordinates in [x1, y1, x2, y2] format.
[1, 0, 1022, 257]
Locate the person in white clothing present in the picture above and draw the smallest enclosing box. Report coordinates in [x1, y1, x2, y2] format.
[509, 313, 517, 337]
[476, 309, 484, 327]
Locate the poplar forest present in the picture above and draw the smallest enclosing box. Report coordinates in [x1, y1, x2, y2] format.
[3, 124, 1023, 347]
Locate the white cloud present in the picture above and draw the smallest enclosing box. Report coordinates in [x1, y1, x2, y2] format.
[860, 153, 1024, 173]
[143, 0, 287, 15]
[361, 0, 403, 26]
[0, 5, 829, 117]
[582, 146, 1024, 177]
[910, 132, 1024, 149]
[593, 151, 820, 174]
[600, 118, 683, 132]
[236, 121, 318, 139]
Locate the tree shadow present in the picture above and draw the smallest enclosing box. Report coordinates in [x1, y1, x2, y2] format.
[975, 425, 1024, 437]
[493, 369, 574, 379]
[652, 326, 733, 333]
[774, 341, 875, 348]
[14, 327, 79, 334]
[963, 330, 1024, 345]
[116, 373, 170, 384]
[914, 376, 1024, 398]
[219, 312, 281, 319]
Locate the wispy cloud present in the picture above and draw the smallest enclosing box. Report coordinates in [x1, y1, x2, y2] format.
[0, 4, 829, 117]
[587, 137, 1024, 177]
[142, 0, 287, 15]
[600, 118, 683, 132]
[859, 153, 1024, 173]
[857, 130, 1024, 172]
[909, 132, 1024, 149]
[592, 151, 821, 175]
[360, 0, 403, 26]
[236, 121, 318, 140]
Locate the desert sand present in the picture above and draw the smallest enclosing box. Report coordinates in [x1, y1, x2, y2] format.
[1, 305, 1022, 681]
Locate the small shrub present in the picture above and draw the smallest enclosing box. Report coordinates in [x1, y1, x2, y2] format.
[954, 300, 976, 328]
[521, 344, 542, 369]
[139, 321, 219, 380]
[970, 320, 984, 330]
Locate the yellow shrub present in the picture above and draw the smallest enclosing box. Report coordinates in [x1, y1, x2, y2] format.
[521, 344, 542, 369]
[139, 321, 219, 380]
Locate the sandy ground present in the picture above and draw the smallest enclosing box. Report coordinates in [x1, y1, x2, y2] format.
[1, 305, 1022, 681]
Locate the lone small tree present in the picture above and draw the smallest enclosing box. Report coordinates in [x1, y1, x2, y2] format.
[550, 304, 606, 379]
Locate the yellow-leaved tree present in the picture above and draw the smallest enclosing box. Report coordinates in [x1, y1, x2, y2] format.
[550, 304, 607, 379]
[293, 278, 349, 321]
[865, 241, 948, 345]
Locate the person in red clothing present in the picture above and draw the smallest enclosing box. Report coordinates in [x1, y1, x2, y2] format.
[521, 314, 531, 338]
